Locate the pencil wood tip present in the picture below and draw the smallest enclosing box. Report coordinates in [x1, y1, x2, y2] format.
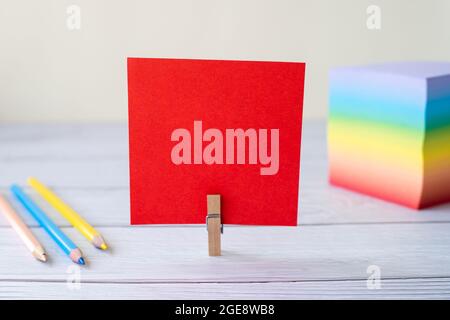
[70, 248, 85, 265]
[93, 235, 108, 250]
[38, 253, 48, 262]
[32, 248, 47, 262]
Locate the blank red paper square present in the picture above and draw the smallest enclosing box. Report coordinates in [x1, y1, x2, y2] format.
[128, 58, 305, 226]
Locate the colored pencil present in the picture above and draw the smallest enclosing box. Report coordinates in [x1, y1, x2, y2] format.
[28, 177, 108, 250]
[0, 195, 47, 262]
[10, 185, 85, 265]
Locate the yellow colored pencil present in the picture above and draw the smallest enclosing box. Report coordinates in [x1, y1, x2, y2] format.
[28, 177, 108, 250]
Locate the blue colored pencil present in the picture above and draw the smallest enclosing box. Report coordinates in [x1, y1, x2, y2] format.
[10, 185, 85, 265]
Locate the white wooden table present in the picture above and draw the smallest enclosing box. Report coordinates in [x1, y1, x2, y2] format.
[0, 121, 449, 299]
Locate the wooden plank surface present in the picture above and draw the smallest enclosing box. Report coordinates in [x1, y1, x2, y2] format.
[2, 278, 450, 300]
[1, 224, 450, 282]
[0, 121, 449, 299]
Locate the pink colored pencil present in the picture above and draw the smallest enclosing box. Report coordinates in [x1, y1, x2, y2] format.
[0, 195, 47, 262]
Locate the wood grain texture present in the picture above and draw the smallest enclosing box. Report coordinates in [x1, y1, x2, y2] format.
[207, 195, 222, 256]
[0, 122, 449, 299]
[1, 224, 450, 282]
[2, 278, 450, 300]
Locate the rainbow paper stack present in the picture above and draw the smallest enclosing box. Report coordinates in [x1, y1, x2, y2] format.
[328, 61, 450, 209]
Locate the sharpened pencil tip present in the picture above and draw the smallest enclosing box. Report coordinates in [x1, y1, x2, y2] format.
[32, 247, 47, 262]
[93, 235, 108, 250]
[35, 253, 47, 262]
[70, 248, 84, 265]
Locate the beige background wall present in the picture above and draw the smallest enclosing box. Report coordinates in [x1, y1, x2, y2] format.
[0, 0, 449, 123]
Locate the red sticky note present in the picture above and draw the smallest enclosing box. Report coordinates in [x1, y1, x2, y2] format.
[128, 58, 305, 226]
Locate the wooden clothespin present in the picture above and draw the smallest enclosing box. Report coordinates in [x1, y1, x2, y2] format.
[206, 194, 223, 256]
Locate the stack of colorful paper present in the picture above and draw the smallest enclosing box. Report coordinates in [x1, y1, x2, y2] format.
[328, 61, 450, 209]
